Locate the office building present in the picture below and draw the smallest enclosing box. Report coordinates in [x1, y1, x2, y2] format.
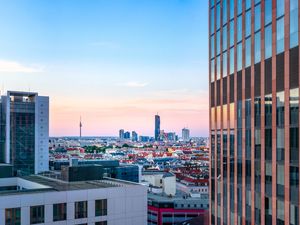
[0, 91, 49, 175]
[182, 128, 190, 141]
[0, 175, 147, 225]
[124, 131, 130, 139]
[119, 129, 125, 140]
[132, 131, 138, 142]
[155, 114, 160, 141]
[209, 0, 299, 224]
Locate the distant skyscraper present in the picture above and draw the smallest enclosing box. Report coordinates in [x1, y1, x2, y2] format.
[155, 114, 160, 141]
[79, 116, 82, 139]
[209, 0, 300, 224]
[132, 131, 138, 142]
[0, 91, 49, 175]
[124, 131, 130, 139]
[119, 129, 125, 140]
[182, 128, 190, 141]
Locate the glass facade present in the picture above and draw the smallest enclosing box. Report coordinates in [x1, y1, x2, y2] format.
[209, 0, 300, 224]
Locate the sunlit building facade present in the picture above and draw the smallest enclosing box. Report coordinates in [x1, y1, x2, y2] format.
[209, 0, 299, 224]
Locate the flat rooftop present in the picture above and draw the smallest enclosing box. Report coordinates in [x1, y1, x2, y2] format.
[0, 175, 137, 196]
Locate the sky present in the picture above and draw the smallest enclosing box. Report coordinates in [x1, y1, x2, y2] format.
[0, 0, 209, 137]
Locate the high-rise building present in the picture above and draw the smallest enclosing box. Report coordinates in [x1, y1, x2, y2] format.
[182, 128, 190, 141]
[119, 129, 125, 140]
[155, 114, 160, 141]
[0, 91, 49, 175]
[209, 0, 299, 224]
[124, 131, 130, 139]
[132, 131, 138, 142]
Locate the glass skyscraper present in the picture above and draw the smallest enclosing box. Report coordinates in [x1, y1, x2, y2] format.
[155, 114, 160, 141]
[209, 0, 299, 224]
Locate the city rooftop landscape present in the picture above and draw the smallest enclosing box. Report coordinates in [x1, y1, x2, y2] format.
[1, 0, 300, 225]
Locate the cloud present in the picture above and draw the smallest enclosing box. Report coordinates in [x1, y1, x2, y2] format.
[116, 81, 149, 88]
[0, 60, 44, 73]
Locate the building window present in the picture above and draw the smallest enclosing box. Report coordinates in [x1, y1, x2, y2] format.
[95, 222, 107, 225]
[246, 0, 251, 10]
[237, 15, 242, 42]
[95, 199, 108, 216]
[245, 37, 251, 67]
[211, 35, 215, 59]
[229, 47, 234, 74]
[254, 31, 261, 63]
[290, 0, 298, 48]
[229, 0, 234, 19]
[254, 4, 261, 32]
[223, 51, 228, 77]
[216, 30, 220, 55]
[245, 10, 251, 37]
[277, 0, 285, 18]
[237, 43, 242, 71]
[75, 201, 88, 219]
[277, 17, 285, 54]
[211, 7, 215, 35]
[216, 3, 220, 30]
[53, 203, 67, 221]
[230, 20, 234, 47]
[30, 205, 44, 224]
[223, 25, 227, 51]
[265, 24, 272, 59]
[265, 0, 272, 25]
[5, 208, 21, 225]
[223, 0, 227, 25]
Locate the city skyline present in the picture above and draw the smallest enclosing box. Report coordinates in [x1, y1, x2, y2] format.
[0, 0, 209, 137]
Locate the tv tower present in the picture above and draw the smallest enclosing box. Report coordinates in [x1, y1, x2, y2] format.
[79, 116, 82, 139]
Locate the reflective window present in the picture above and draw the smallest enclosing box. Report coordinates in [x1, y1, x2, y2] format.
[75, 201, 88, 219]
[223, 25, 227, 51]
[211, 59, 215, 82]
[277, 17, 285, 54]
[277, 200, 285, 223]
[245, 37, 251, 67]
[255, 4, 261, 32]
[230, 47, 234, 74]
[290, 0, 298, 48]
[265, 24, 272, 59]
[223, 0, 227, 25]
[255, 31, 261, 63]
[216, 30, 221, 55]
[216, 3, 221, 30]
[217, 56, 221, 80]
[95, 199, 108, 216]
[277, 0, 285, 18]
[223, 51, 228, 77]
[245, 10, 251, 37]
[30, 206, 44, 224]
[211, 7, 215, 34]
[265, 0, 272, 25]
[237, 42, 242, 71]
[237, 15, 242, 42]
[53, 203, 67, 222]
[237, 0, 242, 15]
[246, 0, 251, 10]
[230, 0, 234, 19]
[210, 0, 214, 7]
[230, 20, 234, 47]
[211, 35, 215, 59]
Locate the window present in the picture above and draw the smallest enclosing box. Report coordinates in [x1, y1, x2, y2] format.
[245, 0, 251, 10]
[229, 0, 234, 19]
[229, 47, 234, 74]
[237, 43, 242, 71]
[245, 10, 251, 37]
[237, 15, 242, 42]
[223, 51, 228, 77]
[254, 4, 261, 31]
[217, 56, 221, 80]
[5, 208, 21, 225]
[265, 24, 272, 59]
[95, 199, 108, 216]
[230, 20, 234, 47]
[216, 30, 220, 55]
[277, 0, 285, 18]
[265, 0, 272, 25]
[237, 0, 242, 15]
[211, 59, 215, 82]
[216, 3, 221, 30]
[211, 7, 215, 34]
[245, 37, 251, 67]
[290, 0, 298, 48]
[53, 203, 67, 221]
[30, 205, 44, 224]
[223, 25, 227, 51]
[223, 0, 227, 25]
[75, 201, 88, 219]
[254, 31, 261, 63]
[95, 222, 107, 225]
[277, 17, 285, 54]
[211, 35, 215, 59]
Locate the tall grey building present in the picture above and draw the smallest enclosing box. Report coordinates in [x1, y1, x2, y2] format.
[0, 91, 49, 175]
[182, 128, 190, 141]
[155, 114, 160, 141]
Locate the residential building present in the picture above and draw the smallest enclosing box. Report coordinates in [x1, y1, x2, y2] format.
[119, 129, 125, 140]
[0, 91, 49, 175]
[209, 0, 299, 224]
[124, 131, 130, 139]
[132, 131, 138, 142]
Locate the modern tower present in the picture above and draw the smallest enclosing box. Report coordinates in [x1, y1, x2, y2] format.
[182, 128, 190, 141]
[209, 0, 299, 224]
[155, 114, 160, 141]
[0, 91, 49, 175]
[119, 129, 125, 140]
[79, 116, 82, 140]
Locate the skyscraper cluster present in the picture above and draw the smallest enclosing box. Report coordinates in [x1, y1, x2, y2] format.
[209, 0, 299, 224]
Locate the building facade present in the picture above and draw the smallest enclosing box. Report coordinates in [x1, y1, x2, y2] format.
[209, 0, 299, 225]
[182, 128, 190, 142]
[0, 91, 49, 175]
[155, 115, 160, 141]
[0, 176, 147, 225]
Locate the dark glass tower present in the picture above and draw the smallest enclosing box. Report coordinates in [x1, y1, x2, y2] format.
[209, 0, 299, 224]
[155, 114, 160, 141]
